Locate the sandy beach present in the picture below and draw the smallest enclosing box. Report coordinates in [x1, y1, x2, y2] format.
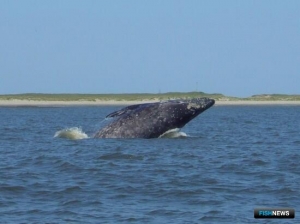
[1, 99, 300, 107]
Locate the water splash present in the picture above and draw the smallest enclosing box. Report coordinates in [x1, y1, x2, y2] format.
[54, 126, 187, 140]
[159, 128, 187, 138]
[54, 127, 89, 140]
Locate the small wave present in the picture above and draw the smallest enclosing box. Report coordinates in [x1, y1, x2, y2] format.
[99, 152, 144, 160]
[54, 127, 89, 140]
[159, 128, 187, 138]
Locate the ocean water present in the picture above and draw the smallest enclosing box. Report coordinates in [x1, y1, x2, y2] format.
[0, 105, 299, 223]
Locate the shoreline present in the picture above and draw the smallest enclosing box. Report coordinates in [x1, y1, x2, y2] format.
[1, 99, 300, 107]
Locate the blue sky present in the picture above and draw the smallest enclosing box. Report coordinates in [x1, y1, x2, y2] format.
[1, 0, 299, 97]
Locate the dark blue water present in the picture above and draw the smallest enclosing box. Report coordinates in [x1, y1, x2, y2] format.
[1, 105, 299, 223]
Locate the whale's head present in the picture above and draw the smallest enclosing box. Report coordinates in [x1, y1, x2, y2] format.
[159, 97, 215, 129]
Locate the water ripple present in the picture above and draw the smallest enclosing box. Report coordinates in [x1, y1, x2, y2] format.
[1, 105, 300, 223]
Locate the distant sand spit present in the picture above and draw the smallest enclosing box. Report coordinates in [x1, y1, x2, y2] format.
[1, 99, 300, 107]
[0, 99, 156, 106]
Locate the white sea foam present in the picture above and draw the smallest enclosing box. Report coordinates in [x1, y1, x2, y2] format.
[159, 128, 187, 138]
[54, 127, 89, 140]
[54, 126, 187, 140]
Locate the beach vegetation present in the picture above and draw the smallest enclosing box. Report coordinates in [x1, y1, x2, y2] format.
[0, 92, 299, 102]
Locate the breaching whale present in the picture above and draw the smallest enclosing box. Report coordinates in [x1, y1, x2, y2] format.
[94, 97, 215, 138]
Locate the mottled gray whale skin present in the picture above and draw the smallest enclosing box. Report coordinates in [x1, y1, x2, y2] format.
[94, 97, 215, 138]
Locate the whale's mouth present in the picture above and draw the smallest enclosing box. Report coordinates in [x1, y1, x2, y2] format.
[204, 98, 215, 107]
[186, 98, 215, 110]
